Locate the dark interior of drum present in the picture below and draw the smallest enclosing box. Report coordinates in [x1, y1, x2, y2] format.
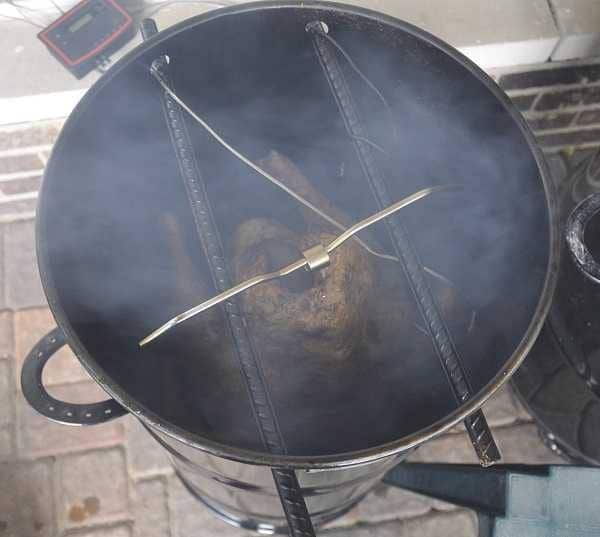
[40, 6, 550, 457]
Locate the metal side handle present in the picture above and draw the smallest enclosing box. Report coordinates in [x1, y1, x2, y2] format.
[566, 193, 600, 285]
[21, 327, 127, 425]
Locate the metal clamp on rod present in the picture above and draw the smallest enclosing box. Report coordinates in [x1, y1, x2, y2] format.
[303, 244, 331, 272]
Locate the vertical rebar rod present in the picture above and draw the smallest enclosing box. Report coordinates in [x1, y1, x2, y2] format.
[308, 22, 500, 466]
[141, 19, 316, 536]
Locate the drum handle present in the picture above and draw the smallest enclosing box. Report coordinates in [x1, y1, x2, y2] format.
[20, 327, 127, 426]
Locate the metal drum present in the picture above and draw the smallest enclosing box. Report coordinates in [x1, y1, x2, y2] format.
[21, 2, 558, 533]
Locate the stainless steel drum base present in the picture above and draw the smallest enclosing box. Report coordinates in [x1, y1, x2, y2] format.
[176, 470, 364, 534]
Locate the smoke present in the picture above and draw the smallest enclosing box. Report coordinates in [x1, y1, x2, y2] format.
[41, 6, 551, 457]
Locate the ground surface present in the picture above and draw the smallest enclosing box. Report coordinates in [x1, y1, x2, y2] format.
[0, 119, 565, 537]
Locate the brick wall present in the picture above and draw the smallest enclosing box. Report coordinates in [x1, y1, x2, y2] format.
[0, 121, 61, 224]
[3, 60, 600, 222]
[499, 60, 600, 152]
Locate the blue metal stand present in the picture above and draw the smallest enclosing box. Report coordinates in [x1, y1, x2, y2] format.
[385, 463, 600, 536]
